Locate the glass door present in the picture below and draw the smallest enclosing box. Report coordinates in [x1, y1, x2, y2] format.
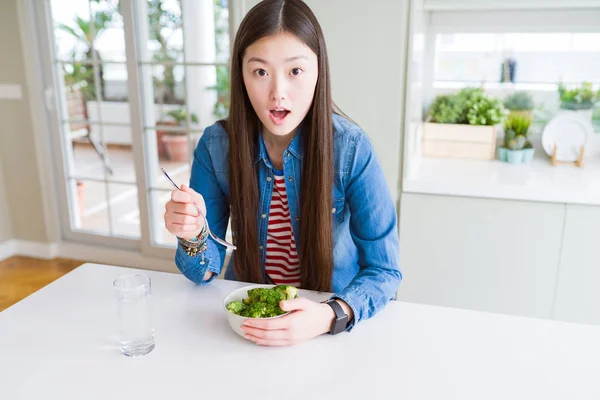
[35, 0, 231, 255]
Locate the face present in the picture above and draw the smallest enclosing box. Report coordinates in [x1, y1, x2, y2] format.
[242, 32, 319, 138]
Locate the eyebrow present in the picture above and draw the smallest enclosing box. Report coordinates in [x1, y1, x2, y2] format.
[247, 55, 309, 64]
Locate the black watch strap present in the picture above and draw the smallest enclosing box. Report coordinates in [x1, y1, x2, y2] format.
[323, 299, 348, 335]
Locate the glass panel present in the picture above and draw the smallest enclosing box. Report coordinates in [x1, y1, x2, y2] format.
[108, 183, 141, 238]
[91, 0, 126, 62]
[51, 0, 92, 62]
[62, 62, 99, 115]
[51, 0, 123, 62]
[71, 178, 110, 235]
[150, 128, 192, 189]
[149, 189, 178, 247]
[213, 0, 230, 64]
[68, 122, 136, 183]
[139, 0, 229, 64]
[105, 144, 137, 184]
[434, 33, 600, 85]
[185, 65, 228, 129]
[139, 64, 188, 127]
[102, 62, 130, 103]
[69, 123, 109, 180]
[502, 33, 571, 52]
[572, 33, 600, 52]
[141, 0, 184, 63]
[62, 62, 130, 124]
[434, 34, 499, 83]
[180, 0, 224, 64]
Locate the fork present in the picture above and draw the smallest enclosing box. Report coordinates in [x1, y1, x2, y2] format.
[161, 168, 237, 250]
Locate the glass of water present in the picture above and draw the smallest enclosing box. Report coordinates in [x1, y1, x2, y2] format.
[113, 273, 155, 357]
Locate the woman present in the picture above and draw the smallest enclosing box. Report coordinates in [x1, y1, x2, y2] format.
[164, 0, 401, 347]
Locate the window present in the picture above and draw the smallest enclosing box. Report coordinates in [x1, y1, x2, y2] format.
[434, 33, 600, 86]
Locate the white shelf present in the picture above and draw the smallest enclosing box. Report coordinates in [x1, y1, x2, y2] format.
[403, 152, 600, 206]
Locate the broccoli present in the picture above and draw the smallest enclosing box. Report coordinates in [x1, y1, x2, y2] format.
[227, 285, 300, 318]
[226, 300, 246, 314]
[242, 302, 268, 318]
[274, 285, 299, 301]
[246, 288, 276, 304]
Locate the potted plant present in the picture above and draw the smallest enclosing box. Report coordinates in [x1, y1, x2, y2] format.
[558, 81, 599, 121]
[423, 87, 507, 160]
[497, 114, 534, 164]
[503, 91, 535, 120]
[161, 108, 199, 162]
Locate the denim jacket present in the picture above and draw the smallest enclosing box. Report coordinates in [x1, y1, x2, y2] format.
[174, 114, 401, 330]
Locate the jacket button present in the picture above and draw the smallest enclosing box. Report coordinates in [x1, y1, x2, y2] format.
[266, 176, 272, 182]
[285, 151, 290, 157]
[332, 208, 336, 213]
[288, 176, 293, 182]
[258, 245, 263, 250]
[294, 216, 300, 221]
[261, 213, 267, 219]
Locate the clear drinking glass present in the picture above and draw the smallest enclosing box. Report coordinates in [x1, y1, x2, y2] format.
[113, 273, 155, 357]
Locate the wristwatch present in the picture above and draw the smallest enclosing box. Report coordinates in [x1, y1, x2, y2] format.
[323, 299, 349, 335]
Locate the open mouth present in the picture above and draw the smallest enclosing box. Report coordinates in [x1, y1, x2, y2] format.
[269, 108, 290, 125]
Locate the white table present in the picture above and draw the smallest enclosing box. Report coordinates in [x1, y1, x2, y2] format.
[1, 263, 599, 399]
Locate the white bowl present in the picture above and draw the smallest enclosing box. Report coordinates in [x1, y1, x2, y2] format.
[222, 284, 290, 338]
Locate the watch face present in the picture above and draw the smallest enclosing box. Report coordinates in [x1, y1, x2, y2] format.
[332, 315, 348, 335]
[325, 300, 348, 335]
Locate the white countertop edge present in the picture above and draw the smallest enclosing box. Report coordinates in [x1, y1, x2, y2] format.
[402, 179, 600, 206]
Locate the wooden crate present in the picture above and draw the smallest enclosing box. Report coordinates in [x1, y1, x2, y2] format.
[422, 122, 497, 161]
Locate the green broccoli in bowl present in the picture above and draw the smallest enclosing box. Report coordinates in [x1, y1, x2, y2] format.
[226, 285, 299, 318]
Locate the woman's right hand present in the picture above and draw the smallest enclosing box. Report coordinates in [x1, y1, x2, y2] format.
[164, 184, 207, 240]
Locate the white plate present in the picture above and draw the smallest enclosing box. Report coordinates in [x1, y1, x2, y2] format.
[541, 112, 592, 162]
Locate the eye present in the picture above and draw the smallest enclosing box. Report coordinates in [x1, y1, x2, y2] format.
[254, 69, 268, 77]
[291, 68, 303, 76]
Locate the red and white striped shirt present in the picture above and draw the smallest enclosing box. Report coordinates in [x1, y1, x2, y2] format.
[264, 174, 301, 287]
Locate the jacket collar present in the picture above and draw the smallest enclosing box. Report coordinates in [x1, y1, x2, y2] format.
[254, 122, 305, 164]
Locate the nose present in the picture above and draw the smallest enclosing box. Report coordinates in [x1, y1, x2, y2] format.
[270, 73, 287, 101]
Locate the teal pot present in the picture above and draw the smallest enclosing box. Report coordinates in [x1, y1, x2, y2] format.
[506, 149, 524, 164]
[522, 148, 535, 163]
[497, 147, 508, 162]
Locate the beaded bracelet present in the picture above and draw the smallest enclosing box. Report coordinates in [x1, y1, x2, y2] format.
[180, 242, 208, 257]
[177, 221, 209, 257]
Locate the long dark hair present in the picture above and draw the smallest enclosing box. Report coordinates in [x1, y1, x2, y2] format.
[224, 0, 334, 291]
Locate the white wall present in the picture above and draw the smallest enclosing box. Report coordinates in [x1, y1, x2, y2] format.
[0, 156, 13, 243]
[240, 0, 409, 204]
[0, 0, 47, 243]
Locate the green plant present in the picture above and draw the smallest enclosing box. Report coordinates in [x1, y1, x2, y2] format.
[558, 81, 599, 110]
[429, 94, 462, 124]
[167, 108, 199, 124]
[428, 87, 506, 126]
[456, 87, 485, 123]
[503, 114, 532, 150]
[466, 96, 506, 126]
[164, 108, 199, 133]
[504, 91, 535, 111]
[504, 114, 531, 137]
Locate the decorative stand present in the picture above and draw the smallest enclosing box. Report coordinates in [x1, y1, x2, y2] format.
[551, 145, 584, 167]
